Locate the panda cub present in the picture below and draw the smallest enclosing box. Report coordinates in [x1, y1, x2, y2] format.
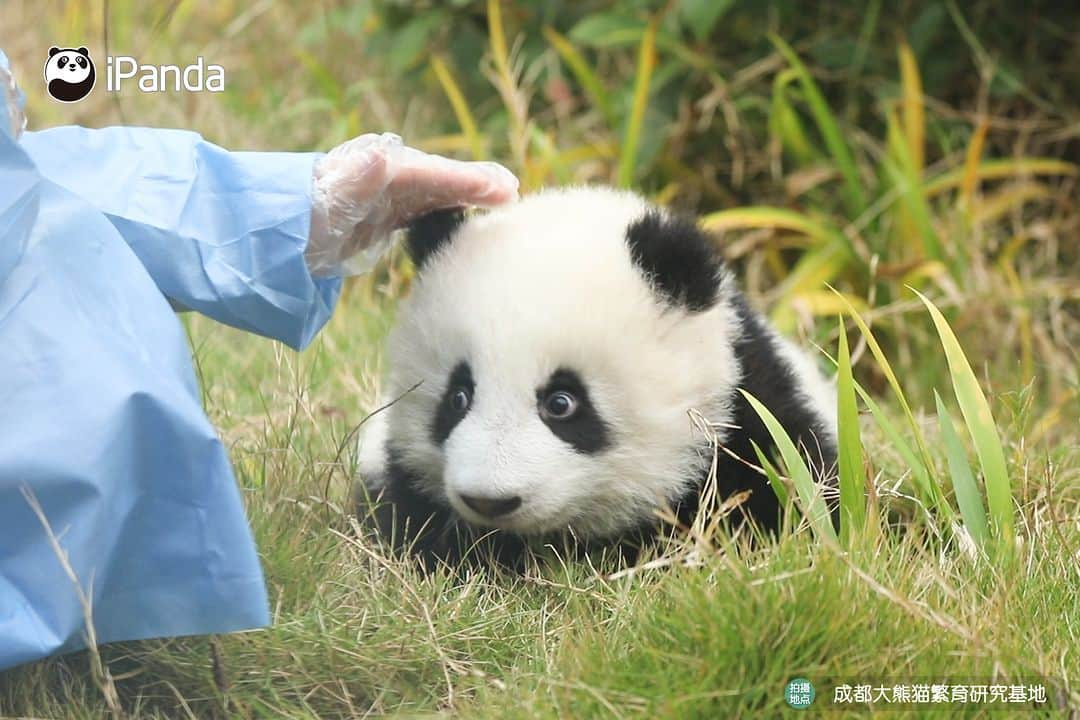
[357, 187, 837, 567]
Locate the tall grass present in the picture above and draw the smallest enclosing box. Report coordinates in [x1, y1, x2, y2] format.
[745, 292, 1018, 556]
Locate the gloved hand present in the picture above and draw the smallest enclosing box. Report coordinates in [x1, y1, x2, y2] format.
[307, 132, 519, 276]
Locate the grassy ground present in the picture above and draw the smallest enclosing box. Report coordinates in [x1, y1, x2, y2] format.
[1, 295, 1076, 718]
[2, 1, 1079, 717]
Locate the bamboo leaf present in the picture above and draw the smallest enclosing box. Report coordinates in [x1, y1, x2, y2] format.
[703, 208, 859, 300]
[770, 34, 867, 216]
[884, 111, 945, 261]
[617, 16, 658, 187]
[776, 234, 852, 299]
[973, 182, 1053, 225]
[852, 380, 937, 507]
[386, 12, 445, 73]
[832, 289, 943, 508]
[836, 316, 867, 546]
[934, 390, 989, 548]
[702, 206, 834, 241]
[913, 289, 1014, 543]
[770, 69, 817, 164]
[923, 158, 1076, 197]
[791, 290, 868, 317]
[741, 391, 837, 542]
[678, 0, 735, 42]
[569, 12, 644, 48]
[752, 441, 788, 508]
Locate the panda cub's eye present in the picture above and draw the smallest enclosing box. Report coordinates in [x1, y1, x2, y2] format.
[58, 55, 68, 66]
[541, 390, 579, 421]
[76, 57, 87, 68]
[450, 387, 471, 413]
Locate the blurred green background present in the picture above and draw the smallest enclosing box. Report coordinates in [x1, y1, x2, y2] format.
[8, 0, 1076, 417]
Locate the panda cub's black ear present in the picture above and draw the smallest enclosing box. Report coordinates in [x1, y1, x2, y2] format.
[49, 47, 61, 57]
[77, 47, 90, 57]
[625, 210, 724, 312]
[406, 207, 466, 270]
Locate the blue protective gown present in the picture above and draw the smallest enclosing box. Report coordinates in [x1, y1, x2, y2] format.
[0, 50, 342, 670]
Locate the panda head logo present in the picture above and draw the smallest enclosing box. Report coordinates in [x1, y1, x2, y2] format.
[44, 46, 96, 103]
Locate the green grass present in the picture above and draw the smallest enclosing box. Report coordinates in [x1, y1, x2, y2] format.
[2, 285, 1076, 718]
[3, 0, 1079, 716]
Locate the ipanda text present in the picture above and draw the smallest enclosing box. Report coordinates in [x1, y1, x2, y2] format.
[106, 56, 224, 93]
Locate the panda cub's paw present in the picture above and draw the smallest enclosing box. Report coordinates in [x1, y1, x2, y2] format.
[351, 405, 391, 512]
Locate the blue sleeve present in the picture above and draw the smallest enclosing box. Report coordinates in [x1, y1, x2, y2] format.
[1, 119, 270, 671]
[20, 126, 341, 350]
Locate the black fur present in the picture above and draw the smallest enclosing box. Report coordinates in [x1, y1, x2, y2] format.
[689, 295, 838, 534]
[430, 361, 474, 445]
[536, 368, 612, 454]
[406, 208, 466, 269]
[625, 211, 722, 312]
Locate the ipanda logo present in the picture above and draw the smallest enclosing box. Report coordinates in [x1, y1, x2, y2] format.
[44, 47, 96, 103]
[44, 46, 224, 102]
[106, 56, 225, 93]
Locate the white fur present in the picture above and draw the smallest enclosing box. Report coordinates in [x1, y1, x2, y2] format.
[360, 187, 832, 539]
[356, 408, 391, 490]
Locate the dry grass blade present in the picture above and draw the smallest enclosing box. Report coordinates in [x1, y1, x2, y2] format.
[922, 158, 1076, 197]
[430, 55, 484, 160]
[898, 40, 925, 176]
[19, 485, 124, 718]
[959, 117, 989, 212]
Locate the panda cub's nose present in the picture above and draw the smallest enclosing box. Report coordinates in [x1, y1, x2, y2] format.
[460, 493, 522, 518]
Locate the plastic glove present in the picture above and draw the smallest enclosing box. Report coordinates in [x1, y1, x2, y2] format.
[0, 49, 26, 139]
[307, 132, 518, 276]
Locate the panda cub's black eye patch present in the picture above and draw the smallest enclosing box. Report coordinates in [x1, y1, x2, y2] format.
[77, 57, 87, 68]
[431, 361, 474, 445]
[536, 368, 611, 454]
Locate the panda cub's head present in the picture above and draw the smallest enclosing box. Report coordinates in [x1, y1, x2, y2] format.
[44, 47, 95, 103]
[360, 187, 837, 564]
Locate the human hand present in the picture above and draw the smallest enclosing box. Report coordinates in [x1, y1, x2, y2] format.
[307, 132, 518, 276]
